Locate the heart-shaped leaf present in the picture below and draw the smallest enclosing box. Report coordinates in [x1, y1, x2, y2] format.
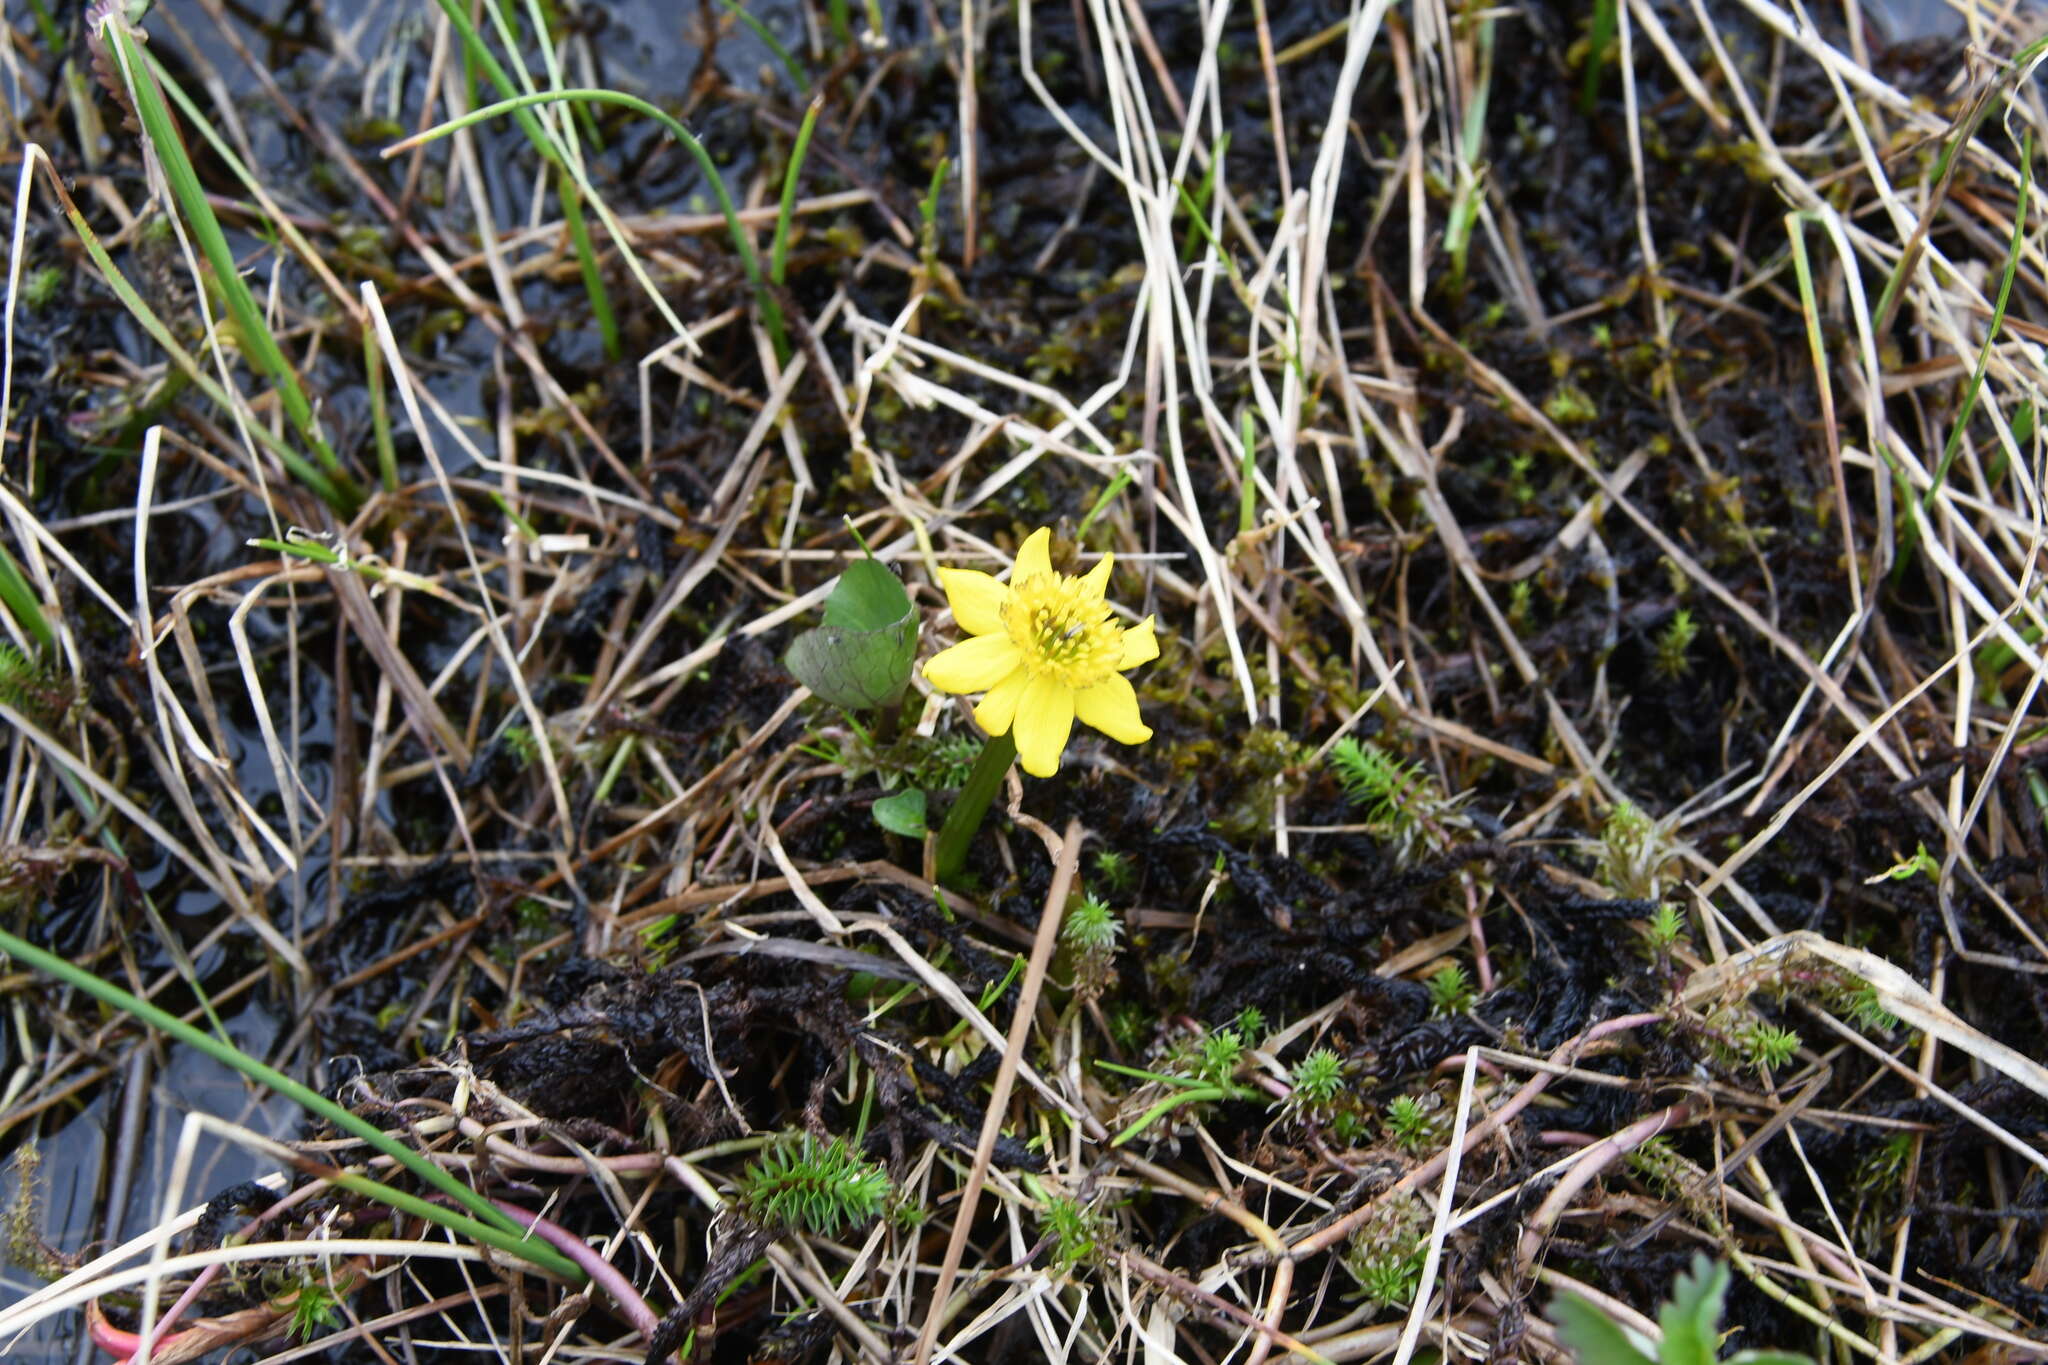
[786, 557, 919, 712]
[872, 788, 928, 838]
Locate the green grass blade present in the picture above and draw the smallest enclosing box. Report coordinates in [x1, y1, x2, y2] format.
[0, 925, 586, 1282]
[1178, 132, 1228, 264]
[772, 97, 822, 289]
[1927, 128, 2033, 505]
[53, 185, 349, 510]
[364, 326, 398, 493]
[99, 16, 359, 514]
[559, 173, 620, 360]
[0, 543, 54, 648]
[1901, 128, 2034, 576]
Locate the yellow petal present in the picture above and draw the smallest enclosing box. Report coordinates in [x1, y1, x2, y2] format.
[1074, 672, 1152, 745]
[1077, 552, 1113, 598]
[973, 667, 1031, 736]
[1012, 674, 1075, 778]
[923, 634, 1024, 695]
[938, 567, 1007, 636]
[1117, 616, 1159, 670]
[1012, 527, 1053, 587]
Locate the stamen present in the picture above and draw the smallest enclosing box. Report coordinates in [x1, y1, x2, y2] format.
[1004, 572, 1122, 689]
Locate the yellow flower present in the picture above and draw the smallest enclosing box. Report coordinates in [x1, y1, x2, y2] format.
[923, 528, 1158, 777]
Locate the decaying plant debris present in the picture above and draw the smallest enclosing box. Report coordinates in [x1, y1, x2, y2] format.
[3, 0, 2048, 1362]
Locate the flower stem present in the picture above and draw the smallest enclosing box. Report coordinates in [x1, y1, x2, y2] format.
[934, 731, 1016, 885]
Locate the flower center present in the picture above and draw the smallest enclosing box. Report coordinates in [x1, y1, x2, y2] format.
[1003, 573, 1121, 689]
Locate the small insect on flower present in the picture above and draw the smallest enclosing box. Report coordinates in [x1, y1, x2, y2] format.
[922, 527, 1159, 777]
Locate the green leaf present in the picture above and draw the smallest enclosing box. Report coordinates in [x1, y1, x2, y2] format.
[1659, 1255, 1731, 1365]
[786, 559, 918, 711]
[1549, 1293, 1658, 1365]
[824, 558, 913, 630]
[873, 788, 929, 838]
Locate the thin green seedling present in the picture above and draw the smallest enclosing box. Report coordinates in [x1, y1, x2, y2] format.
[23, 0, 63, 55]
[1095, 1058, 1256, 1146]
[386, 85, 784, 355]
[0, 543, 53, 648]
[1075, 467, 1134, 537]
[364, 329, 398, 493]
[1917, 129, 2034, 534]
[140, 48, 357, 326]
[920, 157, 951, 268]
[1580, 0, 1616, 113]
[440, 0, 622, 360]
[96, 16, 359, 514]
[826, 0, 853, 49]
[1442, 13, 1495, 293]
[936, 952, 1025, 1050]
[0, 925, 587, 1282]
[717, 0, 807, 89]
[592, 734, 636, 805]
[1176, 179, 1305, 380]
[249, 537, 391, 582]
[512, 0, 616, 351]
[1237, 409, 1259, 536]
[1179, 131, 1229, 264]
[772, 98, 823, 292]
[1889, 126, 2034, 582]
[487, 490, 541, 542]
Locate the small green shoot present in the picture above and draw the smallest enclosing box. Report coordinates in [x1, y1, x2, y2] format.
[19, 265, 62, 310]
[1426, 963, 1476, 1016]
[502, 723, 542, 768]
[1599, 800, 1684, 902]
[1840, 985, 1898, 1035]
[1580, 0, 1617, 113]
[919, 157, 950, 266]
[285, 1278, 343, 1341]
[1063, 894, 1121, 958]
[1652, 609, 1698, 679]
[770, 96, 821, 294]
[1091, 848, 1136, 893]
[738, 1133, 891, 1240]
[1326, 736, 1452, 862]
[1198, 1026, 1246, 1085]
[1641, 903, 1688, 958]
[1030, 1185, 1104, 1275]
[1869, 842, 1939, 883]
[1384, 1094, 1437, 1152]
[1740, 1023, 1801, 1073]
[1290, 1048, 1346, 1110]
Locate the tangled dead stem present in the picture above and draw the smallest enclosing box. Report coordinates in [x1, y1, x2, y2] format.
[3, 1, 2048, 1362]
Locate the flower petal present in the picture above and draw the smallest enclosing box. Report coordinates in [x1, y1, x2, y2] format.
[1012, 527, 1053, 587]
[1077, 552, 1113, 598]
[923, 634, 1024, 695]
[1012, 673, 1075, 778]
[1117, 616, 1159, 670]
[973, 667, 1031, 736]
[938, 567, 1007, 636]
[1074, 672, 1152, 745]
